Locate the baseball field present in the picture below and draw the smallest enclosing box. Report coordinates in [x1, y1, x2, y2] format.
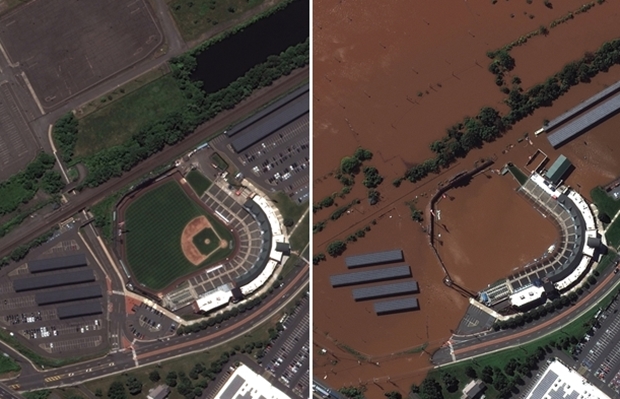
[124, 180, 234, 290]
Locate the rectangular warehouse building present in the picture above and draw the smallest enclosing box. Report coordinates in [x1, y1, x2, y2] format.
[352, 281, 419, 301]
[13, 269, 95, 292]
[547, 93, 620, 148]
[545, 155, 572, 184]
[230, 90, 309, 153]
[345, 249, 403, 268]
[374, 297, 419, 315]
[330, 265, 411, 287]
[28, 253, 87, 273]
[57, 301, 102, 319]
[35, 285, 102, 306]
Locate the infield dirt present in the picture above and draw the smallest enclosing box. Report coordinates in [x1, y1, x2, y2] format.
[313, 0, 620, 394]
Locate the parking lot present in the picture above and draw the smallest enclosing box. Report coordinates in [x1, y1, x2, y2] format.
[574, 293, 620, 396]
[0, 230, 109, 358]
[264, 295, 310, 397]
[210, 114, 309, 204]
[126, 301, 176, 340]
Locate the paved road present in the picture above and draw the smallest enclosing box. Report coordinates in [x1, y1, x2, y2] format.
[0, 381, 25, 399]
[432, 266, 620, 365]
[0, 66, 308, 258]
[3, 263, 308, 392]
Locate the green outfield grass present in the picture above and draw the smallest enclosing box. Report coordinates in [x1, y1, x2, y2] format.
[185, 170, 212, 195]
[124, 180, 233, 290]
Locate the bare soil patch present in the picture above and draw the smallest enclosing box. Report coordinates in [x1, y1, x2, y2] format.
[181, 216, 212, 265]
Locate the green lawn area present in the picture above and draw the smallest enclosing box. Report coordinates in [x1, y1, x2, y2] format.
[289, 212, 308, 252]
[271, 191, 307, 225]
[75, 75, 188, 158]
[210, 152, 229, 171]
[591, 187, 620, 217]
[185, 170, 212, 195]
[606, 219, 620, 248]
[168, 0, 267, 42]
[124, 180, 233, 290]
[0, 354, 20, 375]
[507, 163, 528, 185]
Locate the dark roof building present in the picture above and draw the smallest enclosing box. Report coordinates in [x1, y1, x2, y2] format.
[13, 269, 95, 292]
[330, 265, 411, 287]
[352, 281, 419, 301]
[373, 297, 419, 315]
[230, 89, 309, 153]
[57, 300, 102, 319]
[28, 253, 87, 273]
[35, 285, 102, 306]
[545, 155, 572, 184]
[345, 249, 403, 268]
[547, 93, 620, 147]
[275, 242, 290, 255]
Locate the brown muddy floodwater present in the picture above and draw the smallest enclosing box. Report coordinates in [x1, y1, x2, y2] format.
[313, 0, 620, 395]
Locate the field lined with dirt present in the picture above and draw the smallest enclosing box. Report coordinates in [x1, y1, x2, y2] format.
[313, 0, 620, 395]
[123, 178, 233, 291]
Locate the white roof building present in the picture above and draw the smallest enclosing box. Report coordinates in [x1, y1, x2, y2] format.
[525, 359, 611, 399]
[215, 364, 291, 399]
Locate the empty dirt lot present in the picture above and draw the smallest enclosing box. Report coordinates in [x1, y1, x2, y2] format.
[0, 82, 37, 180]
[0, 0, 162, 109]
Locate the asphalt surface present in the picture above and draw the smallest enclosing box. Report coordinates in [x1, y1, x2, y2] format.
[433, 264, 620, 365]
[2, 262, 308, 392]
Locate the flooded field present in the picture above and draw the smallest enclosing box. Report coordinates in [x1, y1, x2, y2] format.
[313, 0, 620, 395]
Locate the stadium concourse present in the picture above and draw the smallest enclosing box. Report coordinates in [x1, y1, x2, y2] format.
[162, 177, 291, 315]
[457, 170, 604, 335]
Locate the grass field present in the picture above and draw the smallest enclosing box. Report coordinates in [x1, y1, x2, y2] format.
[271, 191, 306, 225]
[606, 220, 620, 248]
[192, 227, 220, 254]
[289, 212, 308, 252]
[76, 66, 169, 119]
[185, 170, 212, 195]
[591, 186, 620, 218]
[210, 152, 229, 171]
[75, 75, 188, 158]
[168, 0, 267, 42]
[0, 354, 20, 375]
[124, 180, 233, 290]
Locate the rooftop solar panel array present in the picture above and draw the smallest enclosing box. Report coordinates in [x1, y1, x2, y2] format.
[225, 84, 308, 138]
[545, 80, 620, 132]
[57, 301, 102, 319]
[329, 265, 410, 287]
[527, 369, 558, 399]
[28, 253, 87, 273]
[13, 269, 95, 292]
[231, 92, 309, 153]
[352, 281, 419, 300]
[345, 249, 403, 268]
[373, 297, 419, 314]
[547, 93, 620, 147]
[35, 285, 102, 306]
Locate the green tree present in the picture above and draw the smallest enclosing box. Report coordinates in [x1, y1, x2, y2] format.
[339, 386, 365, 399]
[126, 376, 142, 395]
[465, 365, 477, 379]
[326, 240, 347, 257]
[354, 148, 373, 161]
[149, 369, 161, 382]
[107, 381, 127, 399]
[340, 156, 361, 174]
[385, 391, 402, 399]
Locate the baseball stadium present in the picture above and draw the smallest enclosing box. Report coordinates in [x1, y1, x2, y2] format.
[113, 168, 290, 314]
